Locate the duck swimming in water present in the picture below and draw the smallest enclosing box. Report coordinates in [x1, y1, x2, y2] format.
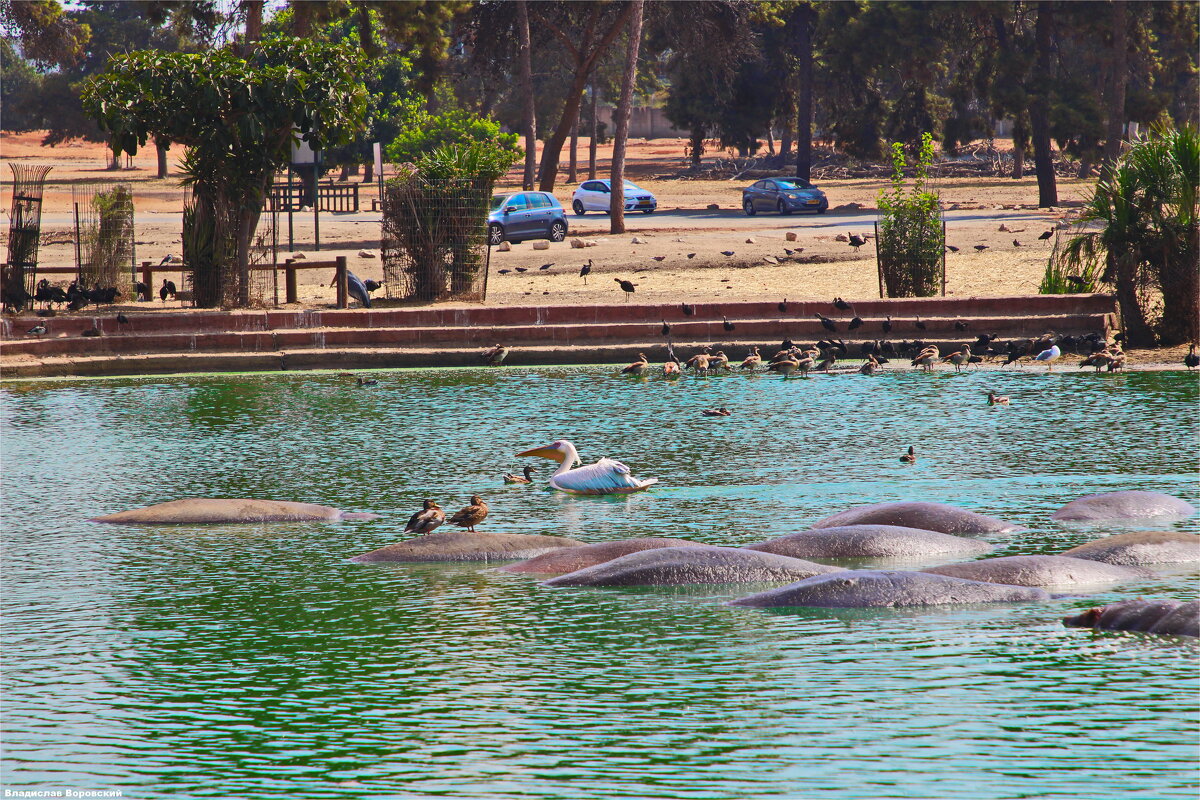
[900, 446, 917, 463]
[986, 391, 1010, 405]
[503, 466, 537, 484]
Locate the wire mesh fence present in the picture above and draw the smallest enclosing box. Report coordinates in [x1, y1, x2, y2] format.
[73, 181, 136, 296]
[183, 190, 278, 308]
[4, 164, 53, 304]
[382, 177, 492, 302]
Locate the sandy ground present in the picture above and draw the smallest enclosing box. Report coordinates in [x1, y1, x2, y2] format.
[1, 130, 1103, 310]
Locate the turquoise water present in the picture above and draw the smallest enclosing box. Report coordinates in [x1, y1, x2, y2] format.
[2, 366, 1197, 799]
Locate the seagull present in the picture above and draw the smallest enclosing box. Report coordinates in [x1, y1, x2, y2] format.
[580, 259, 592, 284]
[615, 278, 636, 299]
[1038, 229, 1054, 240]
[974, 244, 989, 252]
[720, 250, 735, 257]
[1034, 342, 1061, 370]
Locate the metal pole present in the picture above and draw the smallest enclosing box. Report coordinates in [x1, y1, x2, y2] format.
[313, 153, 321, 252]
[941, 220, 947, 297]
[874, 219, 883, 298]
[73, 202, 82, 282]
[287, 165, 294, 253]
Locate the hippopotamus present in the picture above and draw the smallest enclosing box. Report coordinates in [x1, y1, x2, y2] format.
[351, 531, 585, 563]
[541, 545, 843, 588]
[922, 555, 1150, 589]
[501, 537, 700, 575]
[92, 498, 378, 524]
[744, 525, 993, 561]
[728, 570, 1049, 609]
[1064, 599, 1199, 638]
[1051, 491, 1196, 524]
[1059, 531, 1200, 566]
[807, 502, 1023, 535]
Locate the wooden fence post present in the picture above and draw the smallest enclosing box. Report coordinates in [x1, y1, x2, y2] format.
[335, 255, 348, 309]
[284, 258, 297, 304]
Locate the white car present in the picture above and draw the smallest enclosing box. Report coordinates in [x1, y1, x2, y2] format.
[571, 179, 657, 215]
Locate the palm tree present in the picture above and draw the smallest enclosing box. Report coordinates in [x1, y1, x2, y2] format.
[1059, 123, 1199, 346]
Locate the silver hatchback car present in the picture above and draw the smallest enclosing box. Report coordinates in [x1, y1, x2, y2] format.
[487, 191, 569, 245]
[571, 179, 657, 215]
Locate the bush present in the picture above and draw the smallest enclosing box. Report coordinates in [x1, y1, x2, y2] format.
[386, 108, 520, 168]
[876, 132, 943, 297]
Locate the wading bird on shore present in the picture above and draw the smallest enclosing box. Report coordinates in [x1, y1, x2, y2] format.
[1034, 342, 1062, 370]
[517, 439, 658, 495]
[622, 354, 650, 376]
[580, 259, 592, 284]
[848, 234, 868, 251]
[481, 344, 509, 366]
[1185, 344, 1198, 370]
[615, 278, 636, 299]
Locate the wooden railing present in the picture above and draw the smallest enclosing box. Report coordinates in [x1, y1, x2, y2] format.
[136, 256, 350, 307]
[267, 182, 359, 213]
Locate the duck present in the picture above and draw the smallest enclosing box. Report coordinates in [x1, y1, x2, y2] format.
[768, 356, 800, 379]
[986, 391, 1010, 405]
[404, 499, 445, 535]
[942, 344, 972, 372]
[858, 355, 881, 375]
[702, 407, 732, 417]
[686, 352, 711, 375]
[1185, 344, 1198, 370]
[448, 495, 489, 533]
[356, 376, 378, 386]
[740, 347, 762, 370]
[709, 350, 731, 371]
[911, 345, 940, 371]
[503, 466, 537, 484]
[481, 344, 510, 366]
[663, 360, 682, 378]
[900, 446, 917, 463]
[621, 353, 650, 376]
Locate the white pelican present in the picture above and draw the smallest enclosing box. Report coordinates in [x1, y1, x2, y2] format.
[516, 439, 658, 495]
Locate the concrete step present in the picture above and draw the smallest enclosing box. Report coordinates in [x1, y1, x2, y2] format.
[0, 312, 1114, 359]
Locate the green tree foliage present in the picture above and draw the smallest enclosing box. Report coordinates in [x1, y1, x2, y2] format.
[386, 108, 520, 166]
[1058, 123, 1199, 345]
[877, 133, 944, 297]
[82, 36, 368, 306]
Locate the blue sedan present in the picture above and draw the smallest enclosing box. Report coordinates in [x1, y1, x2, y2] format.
[742, 178, 828, 216]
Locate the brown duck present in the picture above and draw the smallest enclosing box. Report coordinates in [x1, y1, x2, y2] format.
[404, 499, 445, 535]
[449, 495, 489, 533]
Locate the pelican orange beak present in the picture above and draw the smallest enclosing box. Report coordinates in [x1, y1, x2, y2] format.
[517, 445, 566, 463]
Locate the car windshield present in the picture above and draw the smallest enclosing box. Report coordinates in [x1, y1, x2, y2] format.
[490, 196, 507, 211]
[622, 181, 643, 191]
[774, 179, 812, 190]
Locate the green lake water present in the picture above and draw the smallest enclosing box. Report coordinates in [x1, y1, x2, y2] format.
[2, 366, 1198, 799]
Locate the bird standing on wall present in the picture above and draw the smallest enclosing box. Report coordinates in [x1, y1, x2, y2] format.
[816, 314, 837, 332]
[723, 316, 735, 332]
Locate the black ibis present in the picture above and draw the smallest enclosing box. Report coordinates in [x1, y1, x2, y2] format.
[816, 314, 837, 332]
[882, 315, 893, 333]
[580, 259, 592, 284]
[723, 316, 735, 332]
[615, 278, 636, 299]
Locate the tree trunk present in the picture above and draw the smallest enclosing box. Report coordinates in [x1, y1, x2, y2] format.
[765, 124, 775, 156]
[1011, 117, 1027, 178]
[292, 2, 313, 37]
[363, 161, 374, 183]
[780, 113, 793, 160]
[537, 2, 635, 192]
[568, 99, 580, 183]
[689, 129, 704, 167]
[516, 0, 537, 190]
[240, 0, 263, 56]
[108, 146, 120, 171]
[1012, 146, 1024, 179]
[588, 85, 599, 180]
[1030, 1, 1058, 207]
[794, 3, 814, 182]
[1103, 0, 1128, 166]
[1112, 252, 1155, 346]
[155, 138, 169, 178]
[609, 0, 644, 234]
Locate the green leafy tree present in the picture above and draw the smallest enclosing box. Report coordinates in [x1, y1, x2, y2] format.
[877, 132, 943, 297]
[1059, 123, 1199, 346]
[82, 36, 368, 306]
[386, 107, 519, 165]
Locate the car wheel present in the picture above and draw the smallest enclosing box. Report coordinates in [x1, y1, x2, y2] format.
[572, 200, 585, 216]
[777, 199, 792, 216]
[743, 199, 756, 216]
[488, 223, 505, 246]
[817, 205, 828, 215]
[549, 221, 567, 242]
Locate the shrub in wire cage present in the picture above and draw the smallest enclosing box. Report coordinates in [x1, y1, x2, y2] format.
[877, 134, 944, 297]
[382, 144, 513, 302]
